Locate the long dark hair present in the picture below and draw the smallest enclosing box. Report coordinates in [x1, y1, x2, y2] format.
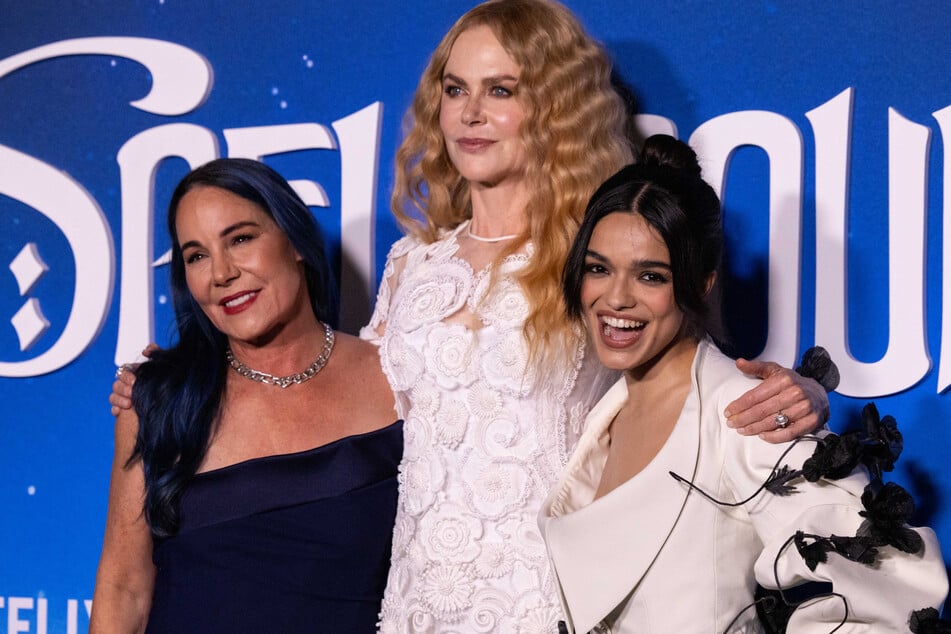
[563, 134, 724, 342]
[131, 158, 335, 538]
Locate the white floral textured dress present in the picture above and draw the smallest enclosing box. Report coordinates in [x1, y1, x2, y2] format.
[361, 222, 616, 633]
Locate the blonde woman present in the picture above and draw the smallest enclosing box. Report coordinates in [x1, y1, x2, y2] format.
[362, 1, 828, 631]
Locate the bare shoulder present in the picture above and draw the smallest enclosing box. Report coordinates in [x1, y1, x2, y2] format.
[326, 332, 396, 426]
[331, 332, 384, 376]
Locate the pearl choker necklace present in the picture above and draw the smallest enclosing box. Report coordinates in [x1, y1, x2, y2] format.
[467, 224, 519, 243]
[226, 322, 335, 389]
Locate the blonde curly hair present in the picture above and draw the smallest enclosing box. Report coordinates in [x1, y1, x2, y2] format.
[391, 0, 632, 358]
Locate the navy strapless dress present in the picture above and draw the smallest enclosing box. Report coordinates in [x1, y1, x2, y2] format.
[146, 421, 403, 633]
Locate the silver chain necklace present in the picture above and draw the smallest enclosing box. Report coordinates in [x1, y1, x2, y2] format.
[226, 322, 335, 389]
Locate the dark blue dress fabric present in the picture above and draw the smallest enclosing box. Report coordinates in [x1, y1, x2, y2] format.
[146, 420, 403, 633]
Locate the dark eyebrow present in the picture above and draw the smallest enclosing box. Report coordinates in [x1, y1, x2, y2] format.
[585, 249, 671, 270]
[635, 259, 672, 270]
[180, 220, 259, 252]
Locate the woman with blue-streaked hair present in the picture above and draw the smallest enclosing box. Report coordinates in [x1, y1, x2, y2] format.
[91, 158, 401, 633]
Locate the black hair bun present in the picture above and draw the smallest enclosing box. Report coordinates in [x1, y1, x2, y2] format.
[638, 134, 702, 179]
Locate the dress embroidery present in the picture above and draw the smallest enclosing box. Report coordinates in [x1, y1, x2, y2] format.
[362, 223, 615, 633]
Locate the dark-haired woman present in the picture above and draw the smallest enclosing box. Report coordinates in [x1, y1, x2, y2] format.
[90, 159, 401, 633]
[539, 136, 947, 632]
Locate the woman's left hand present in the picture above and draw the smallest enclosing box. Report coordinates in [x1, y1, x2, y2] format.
[725, 358, 829, 443]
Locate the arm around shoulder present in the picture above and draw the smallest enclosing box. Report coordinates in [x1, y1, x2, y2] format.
[90, 408, 155, 633]
[726, 357, 830, 442]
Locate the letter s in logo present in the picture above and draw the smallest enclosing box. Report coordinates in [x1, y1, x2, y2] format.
[0, 37, 212, 376]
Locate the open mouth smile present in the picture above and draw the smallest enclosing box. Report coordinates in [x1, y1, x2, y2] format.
[598, 315, 646, 347]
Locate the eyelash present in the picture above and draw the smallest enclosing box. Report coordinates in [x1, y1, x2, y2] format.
[183, 234, 254, 264]
[641, 271, 670, 284]
[443, 84, 514, 98]
[583, 263, 670, 284]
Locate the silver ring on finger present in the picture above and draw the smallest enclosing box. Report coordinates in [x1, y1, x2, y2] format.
[115, 364, 127, 379]
[774, 411, 790, 429]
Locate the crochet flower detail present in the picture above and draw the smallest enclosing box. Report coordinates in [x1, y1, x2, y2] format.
[473, 541, 515, 579]
[466, 382, 503, 422]
[426, 323, 477, 389]
[382, 332, 425, 392]
[462, 454, 532, 519]
[421, 508, 481, 562]
[402, 388, 440, 456]
[418, 564, 473, 621]
[482, 329, 535, 396]
[434, 397, 469, 448]
[395, 261, 470, 332]
[567, 401, 586, 436]
[480, 414, 537, 462]
[471, 263, 530, 329]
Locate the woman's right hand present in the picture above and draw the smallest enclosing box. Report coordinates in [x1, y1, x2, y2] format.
[109, 344, 158, 416]
[109, 369, 136, 416]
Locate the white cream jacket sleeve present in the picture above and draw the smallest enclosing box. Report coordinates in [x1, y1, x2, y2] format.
[540, 339, 948, 633]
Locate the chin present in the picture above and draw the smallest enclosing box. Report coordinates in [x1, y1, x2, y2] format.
[593, 347, 642, 373]
[451, 161, 511, 186]
[456, 169, 501, 186]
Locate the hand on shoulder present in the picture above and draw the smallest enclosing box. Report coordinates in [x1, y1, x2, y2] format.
[725, 357, 828, 444]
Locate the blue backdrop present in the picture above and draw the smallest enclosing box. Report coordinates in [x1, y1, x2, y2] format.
[1, 1, 949, 631]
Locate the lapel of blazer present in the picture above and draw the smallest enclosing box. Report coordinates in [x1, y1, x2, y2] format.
[541, 344, 707, 633]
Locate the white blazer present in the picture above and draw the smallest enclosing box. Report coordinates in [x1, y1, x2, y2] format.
[539, 339, 947, 633]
